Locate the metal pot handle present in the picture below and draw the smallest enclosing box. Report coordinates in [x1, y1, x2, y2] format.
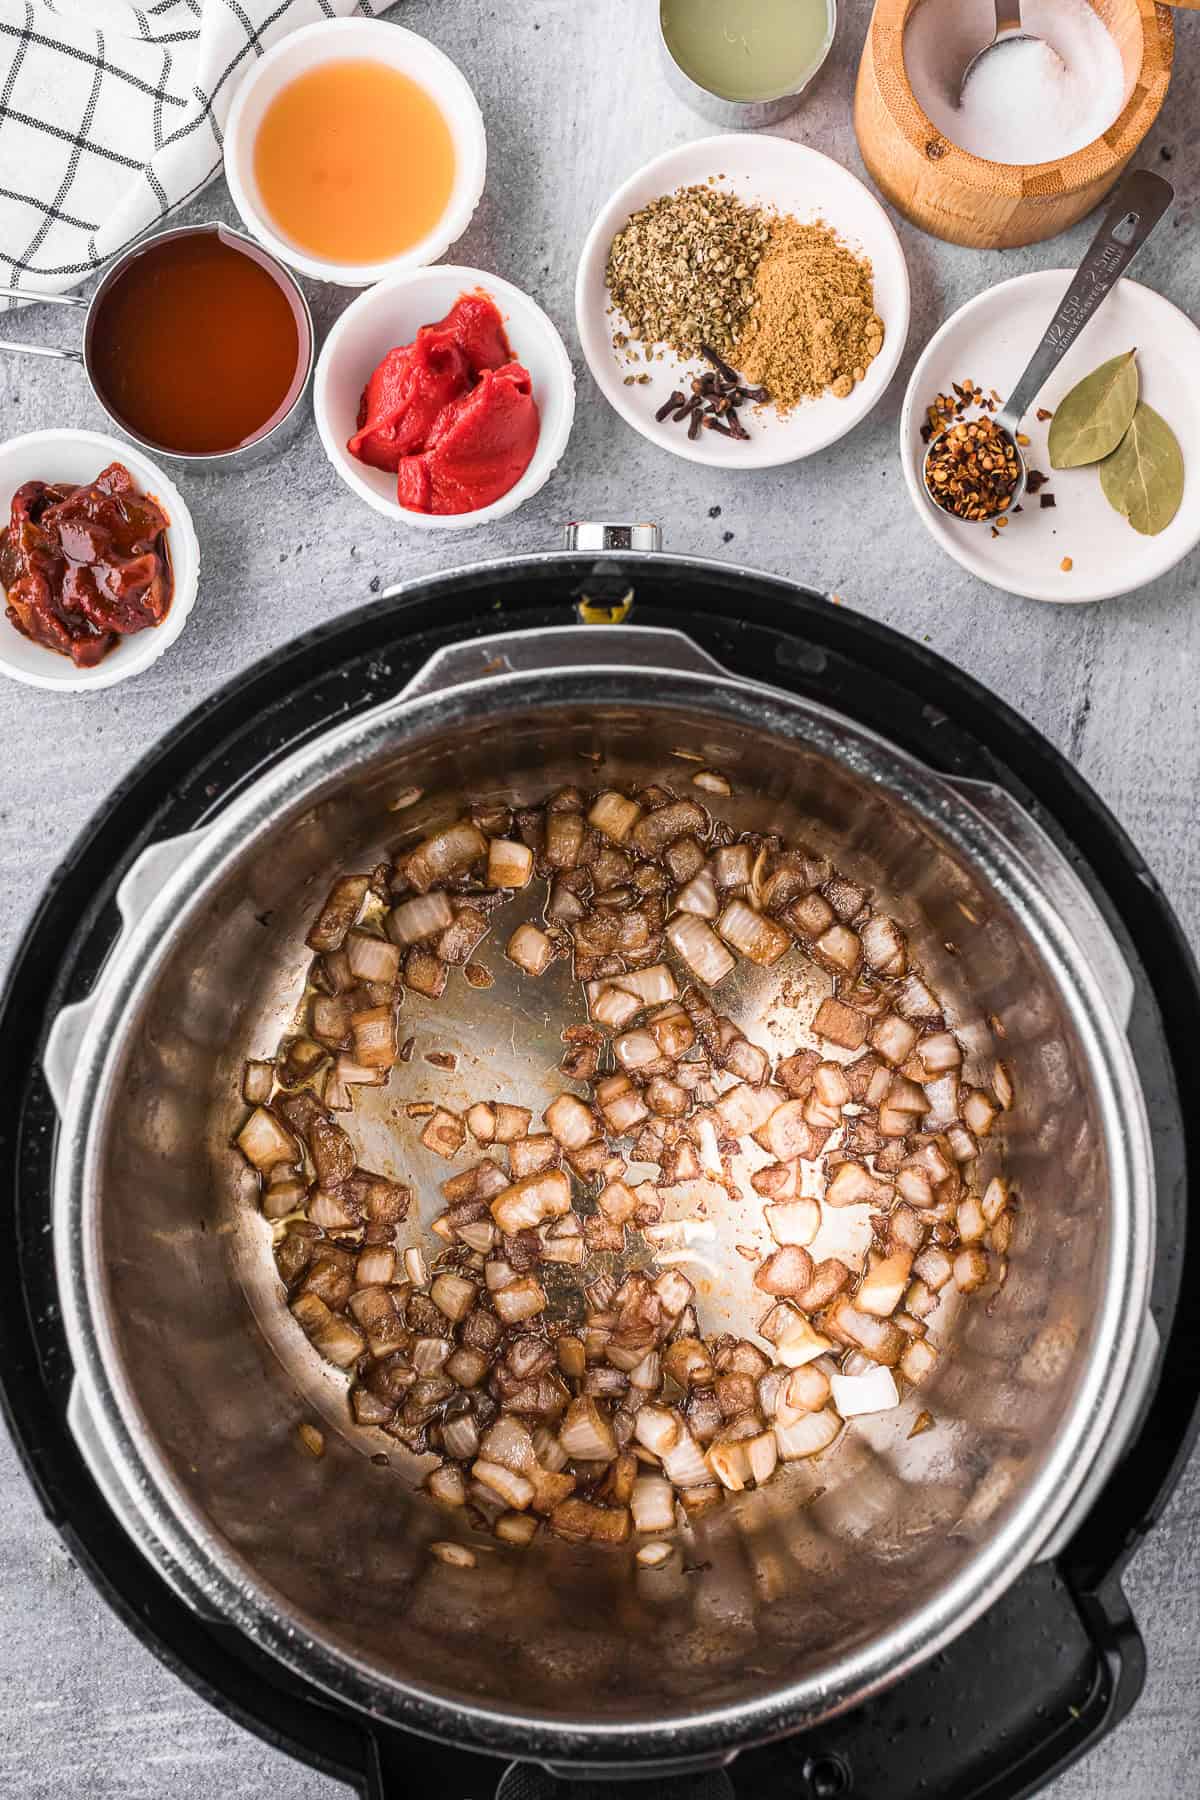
[396, 519, 712, 697]
[66, 1379, 221, 1620]
[42, 826, 210, 1114]
[45, 825, 224, 1618]
[492, 1763, 736, 1799]
[400, 622, 729, 704]
[562, 522, 662, 553]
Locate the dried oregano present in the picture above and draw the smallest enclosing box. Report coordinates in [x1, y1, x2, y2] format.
[605, 183, 770, 360]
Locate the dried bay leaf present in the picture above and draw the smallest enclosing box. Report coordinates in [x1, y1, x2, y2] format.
[1099, 402, 1184, 537]
[1048, 350, 1138, 469]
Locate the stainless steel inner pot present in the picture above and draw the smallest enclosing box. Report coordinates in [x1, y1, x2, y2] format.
[46, 620, 1156, 1772]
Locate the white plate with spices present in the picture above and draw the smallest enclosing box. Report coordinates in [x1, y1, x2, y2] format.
[901, 271, 1200, 604]
[575, 134, 910, 468]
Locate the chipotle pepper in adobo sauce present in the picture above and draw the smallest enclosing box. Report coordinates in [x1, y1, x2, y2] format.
[0, 463, 173, 667]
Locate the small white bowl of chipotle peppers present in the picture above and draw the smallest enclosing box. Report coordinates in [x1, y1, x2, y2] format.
[0, 429, 199, 692]
[314, 265, 576, 531]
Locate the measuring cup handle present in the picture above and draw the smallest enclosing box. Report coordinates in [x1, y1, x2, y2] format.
[0, 339, 84, 363]
[0, 285, 87, 307]
[0, 284, 88, 362]
[997, 168, 1174, 436]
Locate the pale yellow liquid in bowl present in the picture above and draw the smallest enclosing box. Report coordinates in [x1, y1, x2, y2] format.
[662, 0, 834, 102]
[253, 59, 457, 265]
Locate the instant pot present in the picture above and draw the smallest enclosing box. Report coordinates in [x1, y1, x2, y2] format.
[2, 534, 1197, 1799]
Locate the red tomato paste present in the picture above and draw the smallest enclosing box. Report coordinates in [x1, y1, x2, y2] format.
[347, 292, 540, 515]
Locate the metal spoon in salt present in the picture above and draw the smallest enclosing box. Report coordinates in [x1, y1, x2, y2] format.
[958, 0, 1062, 102]
[922, 167, 1174, 527]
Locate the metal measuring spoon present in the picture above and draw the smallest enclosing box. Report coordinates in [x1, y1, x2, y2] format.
[922, 168, 1175, 526]
[958, 0, 1059, 101]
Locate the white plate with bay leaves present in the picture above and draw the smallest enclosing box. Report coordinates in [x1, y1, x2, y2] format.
[901, 271, 1200, 604]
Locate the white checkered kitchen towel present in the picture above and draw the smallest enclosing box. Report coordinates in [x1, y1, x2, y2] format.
[0, 0, 390, 308]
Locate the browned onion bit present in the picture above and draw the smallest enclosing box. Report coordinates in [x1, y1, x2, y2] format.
[238, 777, 1013, 1555]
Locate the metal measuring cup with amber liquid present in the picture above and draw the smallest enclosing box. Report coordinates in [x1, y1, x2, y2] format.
[0, 223, 314, 471]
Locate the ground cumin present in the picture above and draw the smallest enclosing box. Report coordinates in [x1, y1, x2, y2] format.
[733, 217, 883, 411]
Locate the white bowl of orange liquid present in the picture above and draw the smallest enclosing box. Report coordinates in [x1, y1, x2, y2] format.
[223, 18, 486, 288]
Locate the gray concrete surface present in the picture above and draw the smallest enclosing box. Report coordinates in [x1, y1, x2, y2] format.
[0, 1, 1198, 1794]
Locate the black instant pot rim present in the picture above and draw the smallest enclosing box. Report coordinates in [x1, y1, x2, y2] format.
[1, 550, 1197, 1799]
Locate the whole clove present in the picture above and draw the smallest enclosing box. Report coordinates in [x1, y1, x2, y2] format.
[700, 343, 741, 384]
[655, 347, 770, 446]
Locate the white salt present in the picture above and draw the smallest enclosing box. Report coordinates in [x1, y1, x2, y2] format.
[904, 0, 1128, 166]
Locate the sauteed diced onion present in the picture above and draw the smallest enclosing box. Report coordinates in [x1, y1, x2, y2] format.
[667, 914, 735, 986]
[388, 892, 454, 946]
[488, 838, 534, 890]
[237, 1106, 298, 1172]
[240, 776, 1014, 1563]
[242, 1059, 274, 1106]
[507, 923, 555, 976]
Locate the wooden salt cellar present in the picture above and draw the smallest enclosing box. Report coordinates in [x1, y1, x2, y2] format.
[854, 0, 1174, 249]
